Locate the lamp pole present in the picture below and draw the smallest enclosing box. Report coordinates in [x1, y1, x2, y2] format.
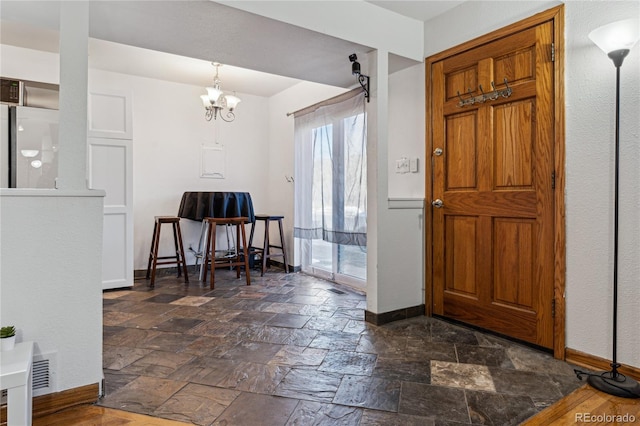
[602, 49, 625, 382]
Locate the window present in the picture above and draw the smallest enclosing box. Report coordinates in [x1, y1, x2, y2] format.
[294, 90, 367, 288]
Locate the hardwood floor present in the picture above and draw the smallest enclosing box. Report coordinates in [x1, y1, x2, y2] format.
[33, 384, 640, 425]
[33, 405, 188, 425]
[521, 384, 640, 425]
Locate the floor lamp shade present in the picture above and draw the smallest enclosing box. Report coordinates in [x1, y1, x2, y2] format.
[574, 18, 640, 399]
[588, 19, 639, 55]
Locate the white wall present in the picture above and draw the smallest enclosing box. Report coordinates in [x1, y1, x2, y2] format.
[388, 63, 426, 198]
[0, 44, 60, 84]
[424, 1, 561, 57]
[368, 52, 427, 314]
[222, 0, 424, 61]
[564, 1, 639, 368]
[89, 69, 274, 270]
[424, 1, 640, 368]
[0, 191, 104, 391]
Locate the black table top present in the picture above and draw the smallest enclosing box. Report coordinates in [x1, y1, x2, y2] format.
[177, 192, 255, 222]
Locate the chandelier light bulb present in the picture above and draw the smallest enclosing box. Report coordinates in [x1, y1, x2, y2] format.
[201, 62, 240, 122]
[20, 149, 39, 158]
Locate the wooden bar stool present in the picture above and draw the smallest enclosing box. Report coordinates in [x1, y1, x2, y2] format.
[202, 217, 251, 290]
[249, 214, 289, 276]
[146, 216, 189, 288]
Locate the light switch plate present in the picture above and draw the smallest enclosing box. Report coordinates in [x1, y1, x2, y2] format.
[410, 158, 419, 173]
[396, 158, 410, 173]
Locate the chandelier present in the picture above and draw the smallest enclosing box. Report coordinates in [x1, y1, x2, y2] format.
[200, 62, 241, 122]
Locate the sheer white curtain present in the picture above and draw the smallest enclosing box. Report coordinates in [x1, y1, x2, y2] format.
[293, 89, 367, 282]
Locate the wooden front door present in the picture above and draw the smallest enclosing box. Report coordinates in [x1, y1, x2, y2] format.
[430, 20, 556, 349]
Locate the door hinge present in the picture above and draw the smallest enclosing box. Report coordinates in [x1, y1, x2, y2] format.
[551, 171, 555, 189]
[551, 43, 555, 62]
[552, 299, 556, 318]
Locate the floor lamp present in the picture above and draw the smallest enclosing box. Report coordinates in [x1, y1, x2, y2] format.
[574, 18, 640, 399]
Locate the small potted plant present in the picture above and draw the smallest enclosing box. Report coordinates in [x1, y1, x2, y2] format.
[1, 325, 16, 351]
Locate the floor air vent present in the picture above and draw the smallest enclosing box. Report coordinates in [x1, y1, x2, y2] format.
[0, 353, 56, 403]
[32, 351, 57, 396]
[328, 288, 346, 295]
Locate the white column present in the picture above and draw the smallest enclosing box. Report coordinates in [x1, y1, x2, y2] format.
[366, 50, 390, 314]
[55, 1, 89, 190]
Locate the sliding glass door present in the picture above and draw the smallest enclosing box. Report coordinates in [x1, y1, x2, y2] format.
[294, 90, 367, 289]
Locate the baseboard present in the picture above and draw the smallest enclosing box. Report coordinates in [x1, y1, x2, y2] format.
[134, 261, 299, 280]
[565, 348, 640, 381]
[133, 265, 199, 280]
[35, 383, 99, 418]
[265, 260, 300, 273]
[365, 304, 425, 326]
[1, 383, 99, 423]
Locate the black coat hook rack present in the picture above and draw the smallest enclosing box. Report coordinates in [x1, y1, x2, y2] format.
[456, 78, 512, 107]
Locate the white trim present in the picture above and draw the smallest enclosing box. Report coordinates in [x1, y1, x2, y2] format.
[0, 189, 105, 198]
[388, 198, 424, 209]
[301, 266, 366, 292]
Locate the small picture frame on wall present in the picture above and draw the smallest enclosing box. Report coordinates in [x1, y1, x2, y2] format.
[201, 144, 225, 179]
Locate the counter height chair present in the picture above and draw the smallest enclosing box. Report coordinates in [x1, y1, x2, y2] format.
[249, 214, 289, 276]
[146, 216, 189, 288]
[202, 217, 251, 290]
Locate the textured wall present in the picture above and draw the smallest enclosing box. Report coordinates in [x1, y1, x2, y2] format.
[0, 190, 104, 391]
[388, 63, 426, 199]
[564, 1, 640, 367]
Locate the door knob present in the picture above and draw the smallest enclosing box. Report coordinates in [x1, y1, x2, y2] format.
[434, 148, 443, 156]
[432, 199, 443, 208]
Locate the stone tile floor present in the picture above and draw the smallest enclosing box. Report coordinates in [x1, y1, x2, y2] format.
[99, 269, 583, 425]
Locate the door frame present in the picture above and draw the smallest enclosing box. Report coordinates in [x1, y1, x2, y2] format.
[424, 5, 566, 359]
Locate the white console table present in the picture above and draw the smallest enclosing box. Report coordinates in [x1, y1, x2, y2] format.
[0, 341, 34, 426]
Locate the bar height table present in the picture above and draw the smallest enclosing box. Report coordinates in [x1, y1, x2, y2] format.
[178, 192, 255, 279]
[178, 192, 255, 223]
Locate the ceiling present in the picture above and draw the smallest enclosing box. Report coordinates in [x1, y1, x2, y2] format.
[368, 1, 464, 22]
[1, 1, 463, 97]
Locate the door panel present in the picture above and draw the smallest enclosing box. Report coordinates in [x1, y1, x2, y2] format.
[432, 22, 555, 349]
[88, 90, 133, 290]
[445, 215, 478, 296]
[89, 138, 133, 290]
[88, 92, 132, 139]
[494, 47, 535, 84]
[445, 67, 478, 101]
[446, 112, 477, 190]
[494, 101, 534, 188]
[493, 218, 534, 308]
